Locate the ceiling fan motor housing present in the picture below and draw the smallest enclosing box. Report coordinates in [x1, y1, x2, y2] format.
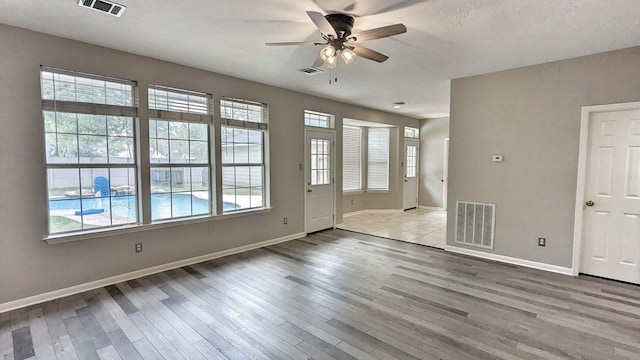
[325, 13, 355, 38]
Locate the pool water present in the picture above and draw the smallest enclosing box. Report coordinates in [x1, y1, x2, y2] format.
[49, 194, 238, 220]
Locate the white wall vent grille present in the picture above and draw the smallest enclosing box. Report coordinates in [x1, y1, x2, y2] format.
[78, 0, 126, 17]
[455, 201, 495, 249]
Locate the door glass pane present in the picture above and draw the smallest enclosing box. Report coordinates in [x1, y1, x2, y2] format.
[310, 138, 331, 185]
[406, 145, 417, 178]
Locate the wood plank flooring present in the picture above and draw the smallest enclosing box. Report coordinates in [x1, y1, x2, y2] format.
[2, 229, 640, 359]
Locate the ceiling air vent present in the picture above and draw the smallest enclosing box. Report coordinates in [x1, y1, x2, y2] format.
[78, 0, 126, 17]
[298, 67, 323, 75]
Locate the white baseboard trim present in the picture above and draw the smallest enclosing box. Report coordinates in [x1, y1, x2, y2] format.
[0, 232, 305, 314]
[444, 245, 573, 276]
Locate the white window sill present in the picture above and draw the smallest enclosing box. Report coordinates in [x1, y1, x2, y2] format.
[44, 207, 272, 244]
[366, 189, 390, 194]
[343, 190, 364, 195]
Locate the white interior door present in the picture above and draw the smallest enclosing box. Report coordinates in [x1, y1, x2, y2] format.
[403, 140, 419, 210]
[580, 108, 640, 284]
[305, 129, 335, 233]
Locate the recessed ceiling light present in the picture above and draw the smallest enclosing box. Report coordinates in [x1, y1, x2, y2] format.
[393, 101, 406, 109]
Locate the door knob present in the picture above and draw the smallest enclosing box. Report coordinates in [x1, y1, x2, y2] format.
[585, 200, 595, 207]
[307, 189, 312, 193]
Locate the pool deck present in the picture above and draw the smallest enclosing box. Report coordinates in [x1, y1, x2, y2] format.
[50, 194, 263, 227]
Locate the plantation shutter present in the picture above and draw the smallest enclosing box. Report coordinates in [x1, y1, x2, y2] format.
[367, 128, 389, 190]
[343, 126, 362, 191]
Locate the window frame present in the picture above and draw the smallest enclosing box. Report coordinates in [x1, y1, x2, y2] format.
[405, 144, 418, 178]
[219, 98, 270, 214]
[41, 68, 273, 243]
[404, 126, 419, 138]
[147, 84, 214, 222]
[366, 127, 390, 191]
[304, 110, 334, 129]
[41, 66, 139, 236]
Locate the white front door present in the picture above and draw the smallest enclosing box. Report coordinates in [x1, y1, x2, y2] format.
[305, 129, 335, 233]
[580, 107, 640, 284]
[403, 141, 419, 210]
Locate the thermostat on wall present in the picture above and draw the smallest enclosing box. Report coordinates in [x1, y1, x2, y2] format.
[492, 155, 504, 162]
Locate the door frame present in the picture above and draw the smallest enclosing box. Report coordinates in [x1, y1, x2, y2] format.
[443, 138, 449, 211]
[571, 101, 640, 276]
[304, 127, 337, 234]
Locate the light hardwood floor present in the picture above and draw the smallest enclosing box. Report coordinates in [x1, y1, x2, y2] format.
[2, 229, 640, 359]
[340, 208, 447, 248]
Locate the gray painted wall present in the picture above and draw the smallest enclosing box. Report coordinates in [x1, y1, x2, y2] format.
[448, 46, 640, 268]
[419, 117, 449, 208]
[0, 24, 418, 304]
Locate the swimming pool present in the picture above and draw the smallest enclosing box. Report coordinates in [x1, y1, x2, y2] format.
[49, 194, 238, 220]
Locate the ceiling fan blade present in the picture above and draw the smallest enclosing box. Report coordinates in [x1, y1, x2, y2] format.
[349, 24, 407, 42]
[351, 45, 389, 63]
[265, 41, 323, 46]
[306, 11, 338, 38]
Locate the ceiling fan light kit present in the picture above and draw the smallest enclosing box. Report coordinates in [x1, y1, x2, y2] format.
[324, 53, 338, 68]
[265, 10, 406, 70]
[340, 47, 357, 65]
[320, 45, 336, 61]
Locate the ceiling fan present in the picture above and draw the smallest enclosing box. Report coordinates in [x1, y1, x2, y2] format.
[265, 11, 407, 68]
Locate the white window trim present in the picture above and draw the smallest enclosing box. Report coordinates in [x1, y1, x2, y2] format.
[44, 207, 273, 244]
[147, 84, 214, 222]
[304, 110, 335, 129]
[366, 127, 390, 191]
[42, 66, 140, 236]
[220, 97, 270, 213]
[40, 67, 273, 242]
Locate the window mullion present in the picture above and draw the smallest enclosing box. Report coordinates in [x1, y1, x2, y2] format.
[212, 102, 222, 215]
[138, 81, 152, 225]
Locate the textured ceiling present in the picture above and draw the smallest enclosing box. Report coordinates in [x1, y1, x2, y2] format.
[1, 0, 639, 119]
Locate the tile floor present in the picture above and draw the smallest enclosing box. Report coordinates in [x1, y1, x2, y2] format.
[339, 207, 447, 248]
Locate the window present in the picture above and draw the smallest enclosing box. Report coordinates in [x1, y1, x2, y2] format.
[310, 139, 331, 185]
[220, 99, 268, 212]
[304, 110, 333, 128]
[148, 85, 212, 221]
[42, 67, 138, 234]
[367, 128, 390, 190]
[406, 145, 417, 178]
[404, 126, 419, 138]
[342, 126, 362, 191]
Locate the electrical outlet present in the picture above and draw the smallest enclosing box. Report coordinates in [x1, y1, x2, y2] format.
[283, 218, 288, 224]
[351, 199, 354, 205]
[135, 243, 142, 253]
[538, 237, 546, 247]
